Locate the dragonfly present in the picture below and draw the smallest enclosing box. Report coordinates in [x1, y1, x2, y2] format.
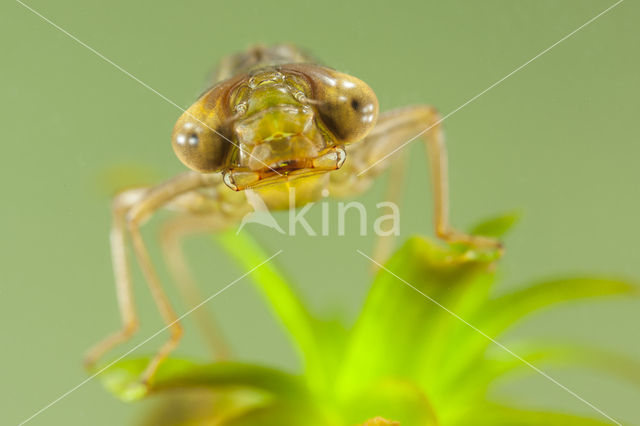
[85, 44, 500, 386]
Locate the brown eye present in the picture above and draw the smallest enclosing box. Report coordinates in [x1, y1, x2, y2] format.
[172, 79, 237, 173]
[281, 64, 379, 144]
[172, 118, 229, 173]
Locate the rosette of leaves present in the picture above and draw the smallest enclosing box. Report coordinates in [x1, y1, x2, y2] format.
[96, 215, 639, 425]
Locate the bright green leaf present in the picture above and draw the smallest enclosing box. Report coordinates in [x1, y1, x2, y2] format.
[98, 358, 307, 403]
[453, 403, 613, 426]
[437, 277, 637, 393]
[470, 211, 521, 238]
[216, 230, 327, 391]
[337, 236, 499, 398]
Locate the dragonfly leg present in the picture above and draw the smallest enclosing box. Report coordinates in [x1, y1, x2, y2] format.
[159, 214, 234, 360]
[84, 187, 147, 369]
[370, 152, 407, 270]
[332, 106, 501, 249]
[85, 172, 216, 383]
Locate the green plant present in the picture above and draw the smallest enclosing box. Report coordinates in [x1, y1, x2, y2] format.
[96, 215, 638, 425]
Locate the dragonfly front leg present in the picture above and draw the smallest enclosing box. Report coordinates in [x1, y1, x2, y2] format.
[84, 187, 147, 369]
[334, 105, 501, 249]
[85, 172, 217, 384]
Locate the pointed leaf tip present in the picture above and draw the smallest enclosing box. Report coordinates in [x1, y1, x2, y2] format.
[470, 211, 521, 239]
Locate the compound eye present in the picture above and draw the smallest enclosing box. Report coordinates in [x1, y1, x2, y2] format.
[172, 79, 237, 173]
[172, 118, 229, 173]
[283, 64, 379, 144]
[174, 124, 200, 147]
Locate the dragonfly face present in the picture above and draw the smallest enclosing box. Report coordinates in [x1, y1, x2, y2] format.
[172, 64, 378, 191]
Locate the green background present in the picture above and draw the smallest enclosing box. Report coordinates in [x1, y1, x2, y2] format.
[2, 0, 639, 424]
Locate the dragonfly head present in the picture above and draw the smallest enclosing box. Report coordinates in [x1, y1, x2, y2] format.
[172, 64, 378, 191]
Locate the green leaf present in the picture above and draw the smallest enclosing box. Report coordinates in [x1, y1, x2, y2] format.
[440, 341, 640, 414]
[481, 277, 637, 332]
[343, 378, 439, 426]
[337, 236, 499, 398]
[98, 358, 307, 403]
[436, 277, 637, 393]
[470, 211, 521, 238]
[486, 342, 640, 389]
[140, 389, 269, 426]
[221, 400, 333, 426]
[453, 404, 613, 426]
[216, 230, 327, 391]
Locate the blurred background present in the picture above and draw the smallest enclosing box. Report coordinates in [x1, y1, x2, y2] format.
[1, 0, 639, 424]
